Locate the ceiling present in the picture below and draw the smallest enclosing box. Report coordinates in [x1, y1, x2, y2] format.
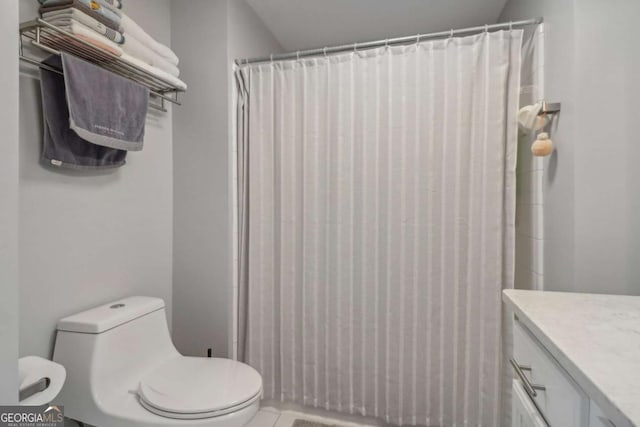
[246, 0, 510, 52]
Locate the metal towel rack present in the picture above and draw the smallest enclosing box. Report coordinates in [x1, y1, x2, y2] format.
[19, 19, 184, 112]
[538, 102, 561, 116]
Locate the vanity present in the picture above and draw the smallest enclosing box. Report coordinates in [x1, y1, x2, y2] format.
[503, 290, 640, 427]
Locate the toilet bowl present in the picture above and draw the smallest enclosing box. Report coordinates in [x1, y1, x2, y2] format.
[52, 296, 262, 427]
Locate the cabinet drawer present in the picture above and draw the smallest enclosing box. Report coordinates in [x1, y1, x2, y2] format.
[512, 319, 589, 427]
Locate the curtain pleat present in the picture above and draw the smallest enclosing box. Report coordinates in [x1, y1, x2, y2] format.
[237, 29, 522, 426]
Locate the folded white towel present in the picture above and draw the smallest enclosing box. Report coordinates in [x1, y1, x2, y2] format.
[98, 0, 122, 10]
[120, 53, 187, 91]
[93, 0, 122, 16]
[43, 8, 125, 44]
[122, 33, 180, 77]
[121, 14, 179, 66]
[52, 19, 123, 55]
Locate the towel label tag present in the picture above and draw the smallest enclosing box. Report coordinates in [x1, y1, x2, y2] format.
[93, 124, 126, 137]
[51, 159, 63, 167]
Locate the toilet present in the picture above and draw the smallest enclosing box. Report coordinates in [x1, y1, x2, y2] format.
[53, 296, 262, 427]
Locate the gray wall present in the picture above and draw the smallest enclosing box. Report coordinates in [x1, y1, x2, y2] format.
[171, 0, 282, 358]
[18, 0, 174, 359]
[171, 0, 230, 358]
[0, 0, 19, 405]
[500, 0, 640, 295]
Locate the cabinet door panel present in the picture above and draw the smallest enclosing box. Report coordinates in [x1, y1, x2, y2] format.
[513, 320, 589, 427]
[589, 400, 616, 427]
[512, 379, 547, 427]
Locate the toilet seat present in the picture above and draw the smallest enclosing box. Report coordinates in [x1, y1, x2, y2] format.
[136, 357, 262, 420]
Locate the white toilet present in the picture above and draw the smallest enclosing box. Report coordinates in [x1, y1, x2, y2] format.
[53, 296, 262, 427]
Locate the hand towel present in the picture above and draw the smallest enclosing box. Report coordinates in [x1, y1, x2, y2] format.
[42, 8, 125, 44]
[121, 14, 178, 65]
[39, 55, 126, 169]
[62, 52, 149, 151]
[40, 0, 121, 31]
[46, 19, 123, 56]
[71, 33, 122, 56]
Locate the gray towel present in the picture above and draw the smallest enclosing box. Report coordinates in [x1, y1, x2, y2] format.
[40, 55, 127, 169]
[61, 52, 149, 151]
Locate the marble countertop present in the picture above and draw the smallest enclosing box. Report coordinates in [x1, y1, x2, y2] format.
[503, 289, 640, 427]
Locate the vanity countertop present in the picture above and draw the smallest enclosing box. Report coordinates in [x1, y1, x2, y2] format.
[503, 289, 640, 427]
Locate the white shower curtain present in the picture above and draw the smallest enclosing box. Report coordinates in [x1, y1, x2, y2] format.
[235, 29, 521, 426]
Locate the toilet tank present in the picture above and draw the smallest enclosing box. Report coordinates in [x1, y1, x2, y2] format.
[53, 297, 179, 405]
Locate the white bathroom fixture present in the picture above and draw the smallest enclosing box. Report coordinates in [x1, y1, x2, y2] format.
[53, 297, 262, 427]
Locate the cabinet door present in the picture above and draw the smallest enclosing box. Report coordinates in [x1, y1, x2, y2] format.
[512, 379, 547, 427]
[589, 400, 616, 427]
[513, 320, 589, 426]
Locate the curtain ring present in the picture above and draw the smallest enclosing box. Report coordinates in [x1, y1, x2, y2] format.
[449, 29, 454, 40]
[385, 38, 389, 49]
[296, 51, 300, 60]
[484, 24, 489, 33]
[415, 34, 420, 44]
[323, 47, 328, 57]
[353, 42, 357, 53]
[270, 54, 273, 64]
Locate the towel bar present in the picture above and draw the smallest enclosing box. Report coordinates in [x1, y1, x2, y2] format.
[538, 102, 561, 115]
[19, 19, 184, 112]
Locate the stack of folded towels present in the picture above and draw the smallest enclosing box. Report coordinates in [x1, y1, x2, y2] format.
[38, 0, 187, 91]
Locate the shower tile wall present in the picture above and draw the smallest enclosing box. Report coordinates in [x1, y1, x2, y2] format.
[515, 25, 544, 290]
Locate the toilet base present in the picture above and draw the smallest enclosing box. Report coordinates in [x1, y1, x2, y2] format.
[63, 392, 259, 427]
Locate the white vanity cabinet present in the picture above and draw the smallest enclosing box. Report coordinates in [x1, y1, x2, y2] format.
[504, 290, 638, 427]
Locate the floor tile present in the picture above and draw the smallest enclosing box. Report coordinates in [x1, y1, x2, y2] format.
[274, 409, 375, 427]
[246, 409, 281, 427]
[260, 405, 282, 415]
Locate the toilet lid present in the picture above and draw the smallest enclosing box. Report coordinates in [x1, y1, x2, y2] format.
[137, 357, 262, 419]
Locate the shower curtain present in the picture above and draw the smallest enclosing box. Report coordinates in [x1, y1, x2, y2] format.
[235, 29, 522, 426]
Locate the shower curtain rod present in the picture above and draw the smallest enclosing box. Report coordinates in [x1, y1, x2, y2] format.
[236, 17, 542, 66]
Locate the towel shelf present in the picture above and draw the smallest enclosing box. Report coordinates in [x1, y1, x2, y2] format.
[19, 19, 183, 112]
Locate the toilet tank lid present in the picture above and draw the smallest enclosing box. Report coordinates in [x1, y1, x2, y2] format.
[57, 296, 165, 334]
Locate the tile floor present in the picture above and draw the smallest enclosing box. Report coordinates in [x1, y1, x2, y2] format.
[246, 406, 378, 427]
